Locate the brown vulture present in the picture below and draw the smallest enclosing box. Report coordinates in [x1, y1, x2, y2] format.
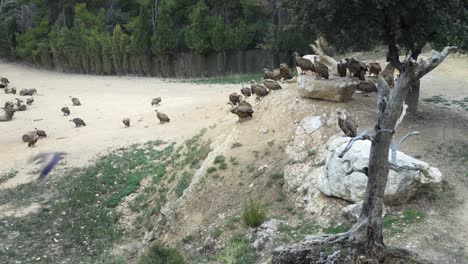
[337, 111, 358, 137]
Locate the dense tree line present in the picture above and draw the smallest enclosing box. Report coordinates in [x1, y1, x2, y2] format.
[0, 0, 465, 76]
[0, 0, 318, 75]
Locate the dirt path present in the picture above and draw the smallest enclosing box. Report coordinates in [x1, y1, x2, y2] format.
[0, 62, 237, 188]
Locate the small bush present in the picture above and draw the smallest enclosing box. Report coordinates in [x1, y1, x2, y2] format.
[308, 149, 317, 157]
[175, 172, 191, 197]
[214, 155, 226, 164]
[210, 227, 222, 239]
[229, 156, 239, 165]
[138, 242, 184, 264]
[242, 199, 267, 228]
[218, 163, 227, 170]
[217, 234, 256, 264]
[182, 235, 194, 244]
[231, 142, 242, 149]
[206, 167, 217, 174]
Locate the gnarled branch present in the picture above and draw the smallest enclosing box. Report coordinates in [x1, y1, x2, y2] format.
[338, 130, 369, 158]
[415, 46, 457, 80]
[310, 38, 338, 74]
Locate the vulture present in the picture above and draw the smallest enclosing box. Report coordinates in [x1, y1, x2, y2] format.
[314, 58, 329, 80]
[123, 118, 130, 128]
[279, 63, 293, 80]
[345, 58, 367, 81]
[238, 98, 252, 108]
[262, 79, 282, 92]
[368, 62, 382, 76]
[0, 77, 9, 86]
[15, 98, 23, 107]
[29, 152, 66, 179]
[23, 131, 38, 147]
[27, 97, 34, 105]
[15, 105, 27, 111]
[229, 92, 242, 106]
[70, 118, 86, 127]
[0, 83, 5, 88]
[35, 128, 47, 138]
[337, 111, 358, 137]
[229, 103, 254, 121]
[152, 97, 162, 106]
[19, 89, 35, 96]
[293, 52, 315, 75]
[263, 68, 282, 81]
[240, 84, 252, 97]
[0, 107, 16, 121]
[337, 60, 347, 77]
[71, 97, 81, 106]
[4, 87, 16, 94]
[250, 80, 269, 101]
[155, 110, 170, 124]
[61, 107, 70, 116]
[381, 63, 395, 87]
[4, 101, 14, 109]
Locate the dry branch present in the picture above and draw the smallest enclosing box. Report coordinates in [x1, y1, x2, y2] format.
[310, 38, 338, 75]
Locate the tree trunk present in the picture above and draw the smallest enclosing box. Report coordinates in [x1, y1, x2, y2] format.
[406, 80, 420, 114]
[151, 0, 159, 33]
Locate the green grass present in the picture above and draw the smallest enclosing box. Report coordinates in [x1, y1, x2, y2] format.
[180, 73, 262, 85]
[138, 242, 184, 264]
[308, 149, 317, 157]
[242, 199, 267, 228]
[210, 226, 222, 239]
[231, 142, 243, 149]
[225, 216, 241, 230]
[229, 157, 239, 166]
[182, 234, 194, 244]
[216, 234, 256, 264]
[322, 223, 351, 234]
[383, 210, 425, 236]
[0, 141, 174, 263]
[218, 162, 228, 170]
[0, 170, 17, 184]
[423, 95, 449, 104]
[206, 166, 217, 174]
[175, 172, 192, 197]
[214, 155, 226, 164]
[277, 221, 322, 243]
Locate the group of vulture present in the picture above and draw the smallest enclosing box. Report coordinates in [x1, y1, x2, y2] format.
[294, 52, 382, 81]
[228, 73, 286, 121]
[1, 76, 171, 148]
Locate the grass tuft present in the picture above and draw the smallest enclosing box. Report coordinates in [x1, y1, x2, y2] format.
[242, 199, 267, 228]
[138, 242, 184, 264]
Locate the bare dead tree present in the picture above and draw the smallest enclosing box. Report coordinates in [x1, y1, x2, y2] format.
[273, 46, 457, 263]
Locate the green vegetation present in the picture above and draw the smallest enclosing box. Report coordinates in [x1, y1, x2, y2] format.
[242, 199, 267, 228]
[322, 223, 351, 234]
[182, 234, 194, 244]
[210, 227, 222, 239]
[307, 149, 317, 157]
[0, 170, 17, 184]
[231, 142, 243, 149]
[225, 216, 241, 230]
[214, 155, 226, 164]
[175, 172, 192, 197]
[216, 234, 256, 264]
[383, 210, 425, 236]
[206, 167, 217, 174]
[0, 129, 212, 263]
[138, 242, 184, 264]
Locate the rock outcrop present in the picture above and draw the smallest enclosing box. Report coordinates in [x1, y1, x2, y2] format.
[318, 136, 443, 205]
[298, 75, 359, 102]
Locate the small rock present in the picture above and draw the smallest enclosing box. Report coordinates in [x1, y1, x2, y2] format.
[259, 128, 269, 134]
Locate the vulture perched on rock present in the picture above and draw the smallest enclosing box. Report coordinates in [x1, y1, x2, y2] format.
[263, 68, 281, 81]
[35, 128, 47, 138]
[262, 79, 282, 92]
[155, 110, 170, 124]
[229, 92, 242, 106]
[123, 118, 130, 128]
[337, 60, 347, 77]
[16, 105, 27, 111]
[152, 97, 161, 106]
[279, 63, 293, 80]
[250, 80, 269, 101]
[71, 97, 81, 106]
[70, 118, 86, 127]
[368, 62, 382, 76]
[20, 89, 36, 96]
[61, 107, 70, 116]
[240, 84, 252, 97]
[337, 111, 358, 137]
[345, 58, 367, 81]
[293, 52, 315, 75]
[314, 58, 329, 79]
[27, 97, 34, 105]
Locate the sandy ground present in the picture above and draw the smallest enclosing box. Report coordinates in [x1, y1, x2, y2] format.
[0, 62, 238, 188]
